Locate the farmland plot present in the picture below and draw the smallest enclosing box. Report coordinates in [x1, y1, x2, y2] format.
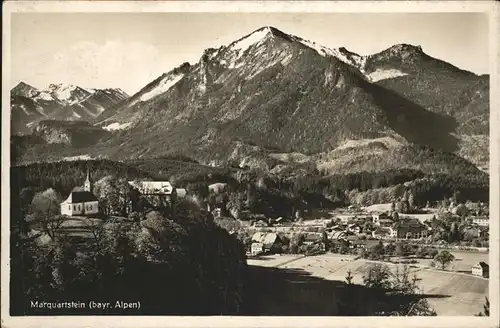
[248, 253, 489, 316]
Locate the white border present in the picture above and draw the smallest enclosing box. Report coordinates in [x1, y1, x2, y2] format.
[1, 1, 499, 328]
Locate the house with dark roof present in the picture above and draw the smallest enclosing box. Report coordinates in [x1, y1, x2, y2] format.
[390, 218, 428, 239]
[60, 170, 99, 216]
[251, 232, 283, 254]
[303, 233, 322, 245]
[329, 231, 347, 240]
[472, 262, 489, 278]
[303, 233, 326, 251]
[372, 212, 391, 225]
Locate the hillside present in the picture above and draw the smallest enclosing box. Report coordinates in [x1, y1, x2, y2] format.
[363, 44, 489, 135]
[93, 27, 459, 163]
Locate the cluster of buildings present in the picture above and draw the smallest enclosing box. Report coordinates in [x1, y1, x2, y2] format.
[324, 212, 431, 240]
[60, 170, 187, 217]
[249, 230, 345, 256]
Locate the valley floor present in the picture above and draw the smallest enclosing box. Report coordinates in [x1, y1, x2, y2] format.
[246, 252, 488, 316]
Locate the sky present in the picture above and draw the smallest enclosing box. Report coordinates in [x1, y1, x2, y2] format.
[10, 12, 489, 95]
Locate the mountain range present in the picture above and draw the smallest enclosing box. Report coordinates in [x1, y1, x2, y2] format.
[11, 82, 129, 134]
[11, 26, 489, 174]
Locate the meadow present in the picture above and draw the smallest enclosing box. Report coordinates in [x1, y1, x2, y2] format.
[248, 251, 489, 316]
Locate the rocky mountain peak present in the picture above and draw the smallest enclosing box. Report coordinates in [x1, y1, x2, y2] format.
[12, 81, 40, 98]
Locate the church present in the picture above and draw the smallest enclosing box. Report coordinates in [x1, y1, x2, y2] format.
[60, 170, 99, 216]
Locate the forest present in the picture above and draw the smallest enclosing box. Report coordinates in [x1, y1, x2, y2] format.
[12, 157, 489, 221]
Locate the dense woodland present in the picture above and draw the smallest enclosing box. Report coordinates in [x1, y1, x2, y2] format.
[12, 155, 488, 218]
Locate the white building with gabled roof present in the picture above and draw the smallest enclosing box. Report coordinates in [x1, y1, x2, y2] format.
[128, 181, 174, 195]
[61, 169, 99, 216]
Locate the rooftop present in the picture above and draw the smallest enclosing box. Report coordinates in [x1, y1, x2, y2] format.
[62, 191, 98, 203]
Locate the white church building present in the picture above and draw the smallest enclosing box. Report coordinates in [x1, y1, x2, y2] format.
[60, 170, 99, 216]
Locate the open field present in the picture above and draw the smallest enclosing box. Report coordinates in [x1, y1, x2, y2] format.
[247, 252, 489, 316]
[389, 250, 489, 274]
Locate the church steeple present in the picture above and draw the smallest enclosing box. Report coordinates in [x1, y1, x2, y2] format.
[84, 167, 92, 192]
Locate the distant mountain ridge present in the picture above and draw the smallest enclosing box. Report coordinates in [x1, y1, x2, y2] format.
[10, 82, 129, 135]
[11, 26, 489, 174]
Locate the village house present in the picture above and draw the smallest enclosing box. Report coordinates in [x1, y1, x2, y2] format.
[378, 217, 396, 228]
[303, 233, 326, 251]
[127, 180, 179, 201]
[251, 242, 264, 256]
[472, 262, 489, 278]
[251, 232, 282, 255]
[472, 216, 489, 227]
[372, 213, 393, 226]
[253, 220, 269, 228]
[127, 180, 187, 212]
[390, 218, 428, 239]
[329, 230, 348, 241]
[347, 223, 361, 234]
[303, 233, 322, 246]
[346, 236, 380, 250]
[329, 225, 345, 232]
[60, 170, 99, 216]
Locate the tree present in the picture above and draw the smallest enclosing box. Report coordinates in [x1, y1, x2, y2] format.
[390, 265, 437, 316]
[362, 264, 436, 316]
[390, 211, 398, 223]
[454, 203, 469, 217]
[321, 231, 329, 247]
[363, 221, 374, 233]
[433, 250, 455, 270]
[345, 270, 354, 284]
[396, 200, 410, 214]
[408, 193, 415, 212]
[476, 297, 490, 316]
[362, 263, 391, 290]
[226, 192, 245, 220]
[186, 183, 209, 199]
[368, 241, 386, 260]
[452, 190, 463, 204]
[94, 176, 130, 216]
[395, 241, 410, 257]
[85, 219, 105, 248]
[428, 249, 439, 258]
[385, 242, 396, 256]
[20, 187, 36, 216]
[30, 188, 65, 239]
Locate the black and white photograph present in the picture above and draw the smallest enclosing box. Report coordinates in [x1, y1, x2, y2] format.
[2, 1, 499, 327]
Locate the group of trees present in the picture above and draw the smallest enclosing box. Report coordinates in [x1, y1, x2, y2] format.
[359, 241, 439, 262]
[427, 214, 489, 247]
[358, 241, 455, 270]
[359, 263, 437, 316]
